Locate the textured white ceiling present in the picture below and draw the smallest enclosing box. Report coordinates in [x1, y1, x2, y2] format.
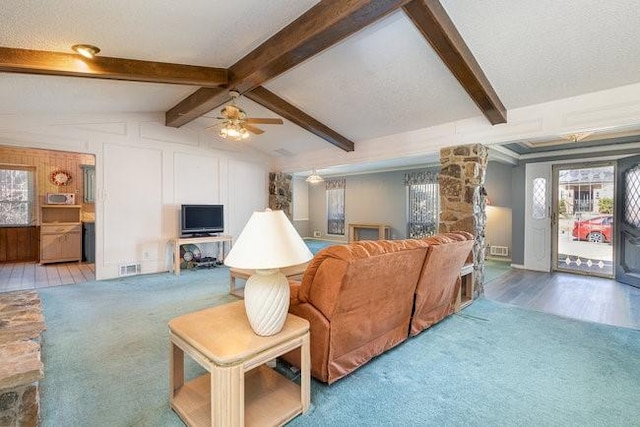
[265, 11, 480, 141]
[0, 73, 198, 114]
[441, 0, 640, 108]
[0, 0, 318, 66]
[2, 0, 640, 169]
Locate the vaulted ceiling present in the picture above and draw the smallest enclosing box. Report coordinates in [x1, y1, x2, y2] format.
[2, 0, 640, 175]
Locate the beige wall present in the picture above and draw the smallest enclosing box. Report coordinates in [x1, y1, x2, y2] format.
[306, 168, 436, 241]
[485, 206, 512, 256]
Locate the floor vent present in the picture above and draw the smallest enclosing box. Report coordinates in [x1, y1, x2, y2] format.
[119, 263, 141, 276]
[489, 246, 509, 257]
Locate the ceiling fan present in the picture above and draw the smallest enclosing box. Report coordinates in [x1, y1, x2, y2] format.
[206, 90, 283, 140]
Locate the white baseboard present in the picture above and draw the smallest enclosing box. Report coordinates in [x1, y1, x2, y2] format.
[510, 264, 525, 269]
[486, 256, 512, 262]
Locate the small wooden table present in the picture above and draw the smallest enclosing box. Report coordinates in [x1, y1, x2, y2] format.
[169, 300, 310, 426]
[348, 223, 390, 242]
[229, 262, 309, 298]
[456, 263, 475, 312]
[171, 235, 233, 276]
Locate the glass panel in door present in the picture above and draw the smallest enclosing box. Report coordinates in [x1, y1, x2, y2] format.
[615, 155, 640, 287]
[554, 164, 614, 277]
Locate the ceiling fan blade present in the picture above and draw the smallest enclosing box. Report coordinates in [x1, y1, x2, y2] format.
[245, 118, 284, 125]
[244, 124, 265, 135]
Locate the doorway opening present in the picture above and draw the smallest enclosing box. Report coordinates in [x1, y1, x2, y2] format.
[552, 163, 614, 278]
[0, 145, 96, 292]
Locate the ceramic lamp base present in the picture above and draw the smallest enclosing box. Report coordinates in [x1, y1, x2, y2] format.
[244, 269, 290, 336]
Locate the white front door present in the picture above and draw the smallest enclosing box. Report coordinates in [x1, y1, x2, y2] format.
[525, 163, 552, 272]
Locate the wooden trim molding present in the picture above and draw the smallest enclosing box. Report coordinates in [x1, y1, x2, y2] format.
[402, 0, 507, 125]
[0, 46, 228, 87]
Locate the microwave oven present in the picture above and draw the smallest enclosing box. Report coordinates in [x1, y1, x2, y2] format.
[46, 193, 76, 205]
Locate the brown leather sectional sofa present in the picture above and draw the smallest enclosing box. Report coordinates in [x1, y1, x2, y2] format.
[283, 232, 474, 384]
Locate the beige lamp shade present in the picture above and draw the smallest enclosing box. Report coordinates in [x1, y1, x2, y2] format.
[224, 209, 312, 270]
[224, 209, 313, 336]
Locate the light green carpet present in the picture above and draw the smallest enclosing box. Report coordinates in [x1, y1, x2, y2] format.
[38, 268, 640, 426]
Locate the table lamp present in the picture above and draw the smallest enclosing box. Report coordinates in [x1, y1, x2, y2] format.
[224, 209, 313, 336]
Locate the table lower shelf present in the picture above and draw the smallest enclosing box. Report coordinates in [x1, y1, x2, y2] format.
[171, 365, 303, 427]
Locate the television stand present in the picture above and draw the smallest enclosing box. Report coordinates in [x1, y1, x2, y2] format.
[171, 234, 232, 276]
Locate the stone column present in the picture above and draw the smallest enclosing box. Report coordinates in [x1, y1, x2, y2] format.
[269, 172, 292, 219]
[439, 144, 488, 296]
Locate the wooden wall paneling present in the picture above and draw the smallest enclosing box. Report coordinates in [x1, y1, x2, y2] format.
[0, 228, 6, 262]
[6, 227, 19, 261]
[0, 227, 37, 262]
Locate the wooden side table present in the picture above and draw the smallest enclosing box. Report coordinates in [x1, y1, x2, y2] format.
[169, 300, 310, 426]
[348, 223, 390, 242]
[456, 262, 475, 312]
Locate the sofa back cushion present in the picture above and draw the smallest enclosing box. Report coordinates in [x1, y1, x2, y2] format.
[410, 232, 474, 336]
[298, 240, 429, 371]
[298, 240, 429, 317]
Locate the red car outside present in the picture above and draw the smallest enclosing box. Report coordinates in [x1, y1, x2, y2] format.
[572, 215, 613, 243]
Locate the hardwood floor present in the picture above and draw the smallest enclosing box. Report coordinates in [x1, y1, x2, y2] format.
[0, 262, 95, 293]
[485, 268, 640, 330]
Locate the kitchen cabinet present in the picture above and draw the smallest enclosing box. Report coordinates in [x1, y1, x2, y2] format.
[40, 206, 82, 264]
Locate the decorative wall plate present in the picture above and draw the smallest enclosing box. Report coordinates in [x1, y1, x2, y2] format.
[50, 169, 72, 186]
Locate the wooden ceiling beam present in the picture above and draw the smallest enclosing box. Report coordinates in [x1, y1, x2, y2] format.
[166, 0, 412, 128]
[0, 46, 228, 87]
[402, 0, 507, 125]
[246, 86, 355, 152]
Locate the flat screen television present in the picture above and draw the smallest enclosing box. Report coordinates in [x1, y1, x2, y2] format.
[180, 204, 224, 236]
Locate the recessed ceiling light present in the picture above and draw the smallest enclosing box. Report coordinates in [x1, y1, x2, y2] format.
[71, 44, 100, 59]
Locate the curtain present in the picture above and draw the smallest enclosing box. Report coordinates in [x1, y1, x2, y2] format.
[326, 178, 346, 235]
[405, 170, 439, 238]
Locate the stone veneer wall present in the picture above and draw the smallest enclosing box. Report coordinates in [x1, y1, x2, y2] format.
[0, 291, 45, 426]
[439, 144, 488, 296]
[269, 172, 293, 219]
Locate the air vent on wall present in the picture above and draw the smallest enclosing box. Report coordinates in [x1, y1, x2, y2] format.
[119, 263, 141, 276]
[489, 246, 509, 257]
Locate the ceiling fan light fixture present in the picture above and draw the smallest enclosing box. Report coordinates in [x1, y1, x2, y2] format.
[72, 44, 100, 59]
[306, 169, 324, 184]
[219, 122, 250, 141]
[210, 89, 282, 140]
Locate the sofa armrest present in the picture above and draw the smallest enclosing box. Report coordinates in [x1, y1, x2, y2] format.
[289, 280, 302, 305]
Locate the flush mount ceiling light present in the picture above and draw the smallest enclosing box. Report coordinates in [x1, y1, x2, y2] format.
[71, 44, 101, 59]
[305, 169, 324, 184]
[563, 132, 594, 143]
